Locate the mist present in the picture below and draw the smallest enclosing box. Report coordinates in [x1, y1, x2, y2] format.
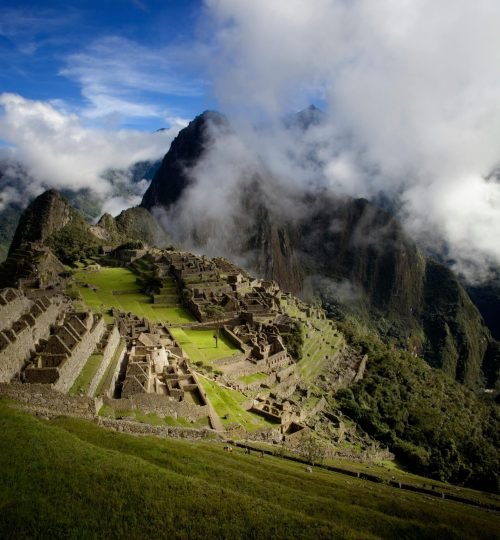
[0, 93, 178, 216]
[183, 0, 500, 283]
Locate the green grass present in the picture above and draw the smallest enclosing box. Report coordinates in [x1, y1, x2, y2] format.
[99, 404, 210, 428]
[73, 267, 194, 324]
[0, 401, 498, 539]
[297, 318, 343, 382]
[169, 328, 241, 364]
[198, 377, 277, 431]
[69, 353, 103, 396]
[239, 372, 269, 384]
[95, 339, 126, 397]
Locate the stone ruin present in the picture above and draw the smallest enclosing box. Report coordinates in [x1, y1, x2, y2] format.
[224, 321, 291, 372]
[121, 332, 206, 407]
[24, 310, 105, 392]
[152, 250, 281, 323]
[112, 309, 152, 339]
[0, 288, 66, 383]
[1, 242, 66, 290]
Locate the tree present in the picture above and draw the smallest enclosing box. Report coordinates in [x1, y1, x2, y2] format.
[297, 432, 326, 466]
[205, 304, 226, 348]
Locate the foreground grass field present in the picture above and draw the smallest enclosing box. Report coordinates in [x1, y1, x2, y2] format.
[0, 401, 498, 539]
[73, 267, 194, 324]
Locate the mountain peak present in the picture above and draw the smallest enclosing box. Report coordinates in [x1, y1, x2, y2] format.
[141, 110, 230, 210]
[284, 104, 326, 130]
[8, 188, 76, 254]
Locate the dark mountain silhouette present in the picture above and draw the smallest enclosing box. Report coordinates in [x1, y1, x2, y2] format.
[141, 109, 500, 389]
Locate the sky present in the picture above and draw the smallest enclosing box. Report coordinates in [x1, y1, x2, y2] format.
[0, 0, 210, 131]
[1, 0, 500, 281]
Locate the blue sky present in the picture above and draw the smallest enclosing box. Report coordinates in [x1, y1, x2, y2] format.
[0, 0, 212, 130]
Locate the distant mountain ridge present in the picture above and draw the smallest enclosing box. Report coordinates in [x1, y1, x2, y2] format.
[0, 157, 161, 262]
[141, 109, 500, 389]
[3, 189, 169, 275]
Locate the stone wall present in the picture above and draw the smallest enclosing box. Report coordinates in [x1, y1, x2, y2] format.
[97, 416, 217, 439]
[213, 353, 247, 366]
[222, 326, 250, 353]
[0, 289, 30, 329]
[104, 394, 209, 421]
[53, 316, 106, 393]
[0, 382, 99, 419]
[87, 325, 120, 397]
[353, 354, 368, 382]
[0, 296, 64, 382]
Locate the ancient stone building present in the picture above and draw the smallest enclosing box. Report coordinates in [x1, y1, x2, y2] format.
[113, 309, 152, 339]
[121, 332, 206, 407]
[224, 322, 291, 372]
[0, 289, 65, 382]
[24, 311, 105, 392]
[2, 242, 66, 289]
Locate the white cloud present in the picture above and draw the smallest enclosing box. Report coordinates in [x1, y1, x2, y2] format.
[61, 36, 204, 122]
[0, 93, 177, 204]
[202, 0, 500, 281]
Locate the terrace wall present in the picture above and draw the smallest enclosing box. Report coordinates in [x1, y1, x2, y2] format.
[87, 325, 121, 397]
[53, 316, 106, 393]
[0, 382, 99, 419]
[104, 394, 209, 421]
[0, 298, 63, 382]
[97, 417, 217, 439]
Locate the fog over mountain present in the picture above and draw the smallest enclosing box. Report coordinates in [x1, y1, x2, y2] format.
[0, 93, 180, 218]
[2, 0, 500, 284]
[192, 0, 500, 283]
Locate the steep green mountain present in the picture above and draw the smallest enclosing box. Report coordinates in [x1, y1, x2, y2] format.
[8, 189, 88, 255]
[141, 111, 500, 389]
[467, 277, 500, 341]
[0, 158, 161, 262]
[4, 189, 169, 269]
[95, 206, 170, 248]
[335, 317, 500, 490]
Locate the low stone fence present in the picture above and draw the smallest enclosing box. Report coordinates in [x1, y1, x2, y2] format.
[0, 382, 99, 419]
[213, 353, 247, 366]
[104, 394, 210, 422]
[96, 416, 219, 439]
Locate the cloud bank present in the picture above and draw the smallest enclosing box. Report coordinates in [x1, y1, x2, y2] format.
[0, 93, 178, 211]
[192, 0, 500, 282]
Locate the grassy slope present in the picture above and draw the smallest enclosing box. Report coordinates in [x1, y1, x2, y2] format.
[198, 376, 275, 431]
[280, 298, 343, 382]
[69, 353, 103, 396]
[73, 267, 193, 324]
[0, 402, 498, 540]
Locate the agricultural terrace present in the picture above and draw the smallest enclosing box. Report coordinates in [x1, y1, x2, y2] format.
[281, 298, 344, 383]
[72, 267, 194, 324]
[95, 339, 126, 397]
[69, 353, 103, 396]
[238, 372, 269, 385]
[168, 328, 241, 365]
[99, 404, 210, 428]
[198, 376, 277, 431]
